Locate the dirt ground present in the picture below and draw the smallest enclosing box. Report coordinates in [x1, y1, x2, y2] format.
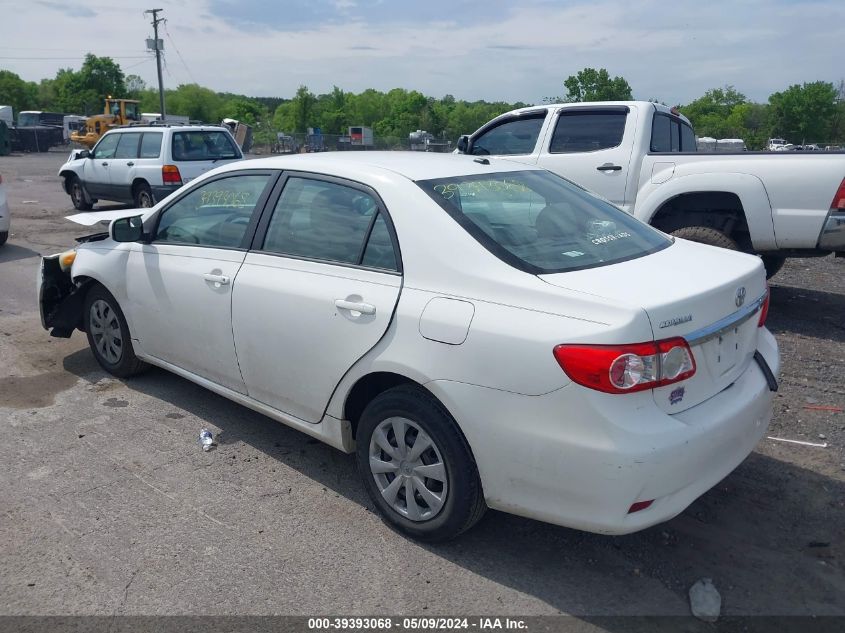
[0, 149, 843, 623]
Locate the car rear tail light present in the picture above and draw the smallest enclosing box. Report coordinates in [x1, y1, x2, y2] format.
[758, 286, 770, 327]
[553, 337, 696, 394]
[831, 177, 845, 209]
[628, 499, 654, 514]
[162, 165, 182, 185]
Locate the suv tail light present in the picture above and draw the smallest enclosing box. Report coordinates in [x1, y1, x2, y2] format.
[831, 177, 845, 209]
[553, 337, 696, 394]
[162, 165, 182, 185]
[758, 286, 770, 327]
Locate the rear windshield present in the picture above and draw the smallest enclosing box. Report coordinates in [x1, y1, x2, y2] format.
[171, 130, 241, 161]
[418, 170, 671, 274]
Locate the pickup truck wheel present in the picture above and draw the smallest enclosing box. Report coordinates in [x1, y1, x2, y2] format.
[69, 176, 93, 211]
[133, 182, 154, 208]
[671, 226, 738, 251]
[356, 385, 486, 542]
[761, 255, 786, 279]
[83, 285, 149, 378]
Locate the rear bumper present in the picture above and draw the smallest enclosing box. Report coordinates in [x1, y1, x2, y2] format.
[818, 210, 845, 251]
[428, 328, 779, 535]
[151, 184, 181, 203]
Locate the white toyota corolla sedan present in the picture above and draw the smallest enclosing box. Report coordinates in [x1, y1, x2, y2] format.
[39, 152, 779, 541]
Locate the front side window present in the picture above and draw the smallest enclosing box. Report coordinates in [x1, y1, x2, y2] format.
[419, 170, 671, 274]
[550, 110, 627, 153]
[140, 132, 163, 158]
[262, 178, 398, 270]
[171, 131, 240, 161]
[471, 116, 544, 156]
[114, 132, 141, 159]
[92, 133, 120, 159]
[154, 174, 272, 248]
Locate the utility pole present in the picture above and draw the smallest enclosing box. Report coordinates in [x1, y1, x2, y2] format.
[145, 8, 166, 121]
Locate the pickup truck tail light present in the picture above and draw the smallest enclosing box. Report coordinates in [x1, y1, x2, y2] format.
[162, 165, 182, 185]
[553, 337, 696, 394]
[832, 177, 845, 209]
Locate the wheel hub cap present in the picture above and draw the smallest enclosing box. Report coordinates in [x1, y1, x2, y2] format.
[368, 417, 448, 522]
[89, 299, 123, 364]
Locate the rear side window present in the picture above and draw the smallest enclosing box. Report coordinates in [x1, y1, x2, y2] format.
[651, 113, 697, 152]
[471, 116, 544, 156]
[262, 177, 398, 270]
[418, 170, 670, 274]
[114, 133, 141, 159]
[549, 110, 627, 153]
[140, 132, 163, 158]
[171, 131, 240, 161]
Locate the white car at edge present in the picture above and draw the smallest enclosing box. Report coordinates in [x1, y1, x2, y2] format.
[38, 152, 779, 541]
[0, 171, 9, 246]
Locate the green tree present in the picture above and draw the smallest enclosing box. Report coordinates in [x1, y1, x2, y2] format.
[291, 85, 317, 132]
[769, 81, 838, 143]
[561, 68, 632, 102]
[0, 70, 39, 116]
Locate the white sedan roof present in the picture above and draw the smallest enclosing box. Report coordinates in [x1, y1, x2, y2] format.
[217, 151, 541, 183]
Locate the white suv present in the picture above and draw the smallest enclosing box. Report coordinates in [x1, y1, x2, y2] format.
[59, 125, 244, 210]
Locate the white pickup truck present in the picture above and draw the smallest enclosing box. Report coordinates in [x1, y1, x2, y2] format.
[457, 101, 845, 277]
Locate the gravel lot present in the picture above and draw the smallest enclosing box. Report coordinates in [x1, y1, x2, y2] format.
[0, 150, 843, 623]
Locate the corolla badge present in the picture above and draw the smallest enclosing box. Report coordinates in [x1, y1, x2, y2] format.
[735, 286, 747, 307]
[658, 314, 693, 329]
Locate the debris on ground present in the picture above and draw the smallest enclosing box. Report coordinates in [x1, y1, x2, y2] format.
[767, 436, 828, 448]
[689, 578, 721, 622]
[199, 429, 216, 452]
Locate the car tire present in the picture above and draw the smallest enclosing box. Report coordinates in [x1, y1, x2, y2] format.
[671, 226, 739, 251]
[133, 182, 155, 208]
[69, 176, 93, 211]
[83, 284, 149, 378]
[356, 384, 486, 541]
[0, 231, 7, 247]
[761, 255, 786, 279]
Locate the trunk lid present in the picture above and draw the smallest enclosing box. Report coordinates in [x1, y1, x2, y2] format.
[539, 239, 767, 413]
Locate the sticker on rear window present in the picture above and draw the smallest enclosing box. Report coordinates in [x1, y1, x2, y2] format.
[591, 231, 632, 245]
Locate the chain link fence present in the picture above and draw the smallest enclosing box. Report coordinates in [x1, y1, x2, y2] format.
[249, 121, 453, 155]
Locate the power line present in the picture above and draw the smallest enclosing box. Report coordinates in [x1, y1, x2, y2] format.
[163, 21, 196, 84]
[0, 55, 149, 61]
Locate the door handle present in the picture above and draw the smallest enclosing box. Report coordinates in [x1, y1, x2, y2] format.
[596, 163, 622, 171]
[203, 273, 230, 286]
[335, 299, 376, 315]
[127, 161, 134, 167]
[101, 162, 109, 167]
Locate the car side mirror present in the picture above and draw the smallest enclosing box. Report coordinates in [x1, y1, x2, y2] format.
[457, 135, 470, 154]
[110, 216, 145, 242]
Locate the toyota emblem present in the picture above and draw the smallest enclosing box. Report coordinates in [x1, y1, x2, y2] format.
[735, 287, 747, 307]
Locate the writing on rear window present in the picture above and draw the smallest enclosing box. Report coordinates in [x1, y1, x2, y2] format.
[591, 231, 632, 245]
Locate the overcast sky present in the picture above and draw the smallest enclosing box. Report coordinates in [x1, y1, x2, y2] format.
[1, 0, 843, 105]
